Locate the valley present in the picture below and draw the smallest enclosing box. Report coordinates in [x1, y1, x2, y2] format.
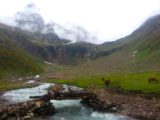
[0, 14, 160, 120]
[1, 15, 160, 92]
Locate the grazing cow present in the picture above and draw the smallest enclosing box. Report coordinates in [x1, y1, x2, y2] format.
[102, 78, 110, 88]
[148, 77, 159, 84]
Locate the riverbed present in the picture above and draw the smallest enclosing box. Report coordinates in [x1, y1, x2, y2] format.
[1, 83, 134, 120]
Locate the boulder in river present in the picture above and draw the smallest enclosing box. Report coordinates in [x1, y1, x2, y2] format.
[81, 94, 120, 112]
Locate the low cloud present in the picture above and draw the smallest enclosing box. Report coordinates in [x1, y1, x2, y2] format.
[9, 3, 98, 44]
[0, 2, 116, 44]
[54, 23, 98, 44]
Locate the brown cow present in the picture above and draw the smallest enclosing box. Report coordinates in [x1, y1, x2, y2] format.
[148, 77, 159, 84]
[102, 78, 110, 88]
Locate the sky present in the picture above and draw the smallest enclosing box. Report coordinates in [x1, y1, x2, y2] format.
[0, 0, 160, 44]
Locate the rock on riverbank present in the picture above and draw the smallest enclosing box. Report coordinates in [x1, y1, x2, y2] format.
[81, 88, 160, 120]
[0, 99, 55, 120]
[81, 94, 120, 112]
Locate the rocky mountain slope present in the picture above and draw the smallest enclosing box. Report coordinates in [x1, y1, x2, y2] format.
[1, 14, 160, 78]
[0, 23, 102, 77]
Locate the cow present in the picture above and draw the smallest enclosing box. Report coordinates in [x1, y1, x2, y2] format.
[148, 77, 159, 84]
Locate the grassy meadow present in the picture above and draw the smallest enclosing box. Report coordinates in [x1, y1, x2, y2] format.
[47, 72, 160, 93]
[0, 80, 37, 91]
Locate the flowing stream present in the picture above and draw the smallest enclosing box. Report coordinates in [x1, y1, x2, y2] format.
[2, 83, 134, 120]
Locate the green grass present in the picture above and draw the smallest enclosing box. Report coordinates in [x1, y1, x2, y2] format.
[47, 72, 160, 93]
[0, 81, 37, 91]
[0, 45, 43, 78]
[137, 48, 150, 60]
[0, 45, 43, 91]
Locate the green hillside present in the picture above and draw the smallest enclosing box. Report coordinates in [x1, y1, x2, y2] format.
[97, 15, 160, 72]
[47, 15, 160, 94]
[0, 23, 100, 79]
[46, 15, 160, 80]
[0, 31, 43, 79]
[1, 15, 160, 82]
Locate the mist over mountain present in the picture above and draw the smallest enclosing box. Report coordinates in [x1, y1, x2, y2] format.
[14, 3, 56, 34]
[0, 3, 97, 44]
[0, 21, 101, 66]
[0, 2, 160, 78]
[54, 23, 98, 44]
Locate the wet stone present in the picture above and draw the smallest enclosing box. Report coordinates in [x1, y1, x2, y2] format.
[0, 99, 55, 120]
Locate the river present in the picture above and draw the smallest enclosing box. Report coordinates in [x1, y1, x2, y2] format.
[2, 83, 134, 120]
